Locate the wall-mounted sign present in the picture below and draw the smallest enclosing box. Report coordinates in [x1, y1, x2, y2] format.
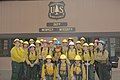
[39, 27, 75, 32]
[48, 1, 66, 19]
[39, 1, 75, 33]
[47, 22, 67, 27]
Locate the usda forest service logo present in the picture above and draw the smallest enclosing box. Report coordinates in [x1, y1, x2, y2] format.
[48, 1, 66, 19]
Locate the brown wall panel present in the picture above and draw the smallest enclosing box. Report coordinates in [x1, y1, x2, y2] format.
[0, 0, 120, 33]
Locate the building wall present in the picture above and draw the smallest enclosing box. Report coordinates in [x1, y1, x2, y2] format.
[0, 0, 120, 34]
[0, 1, 120, 79]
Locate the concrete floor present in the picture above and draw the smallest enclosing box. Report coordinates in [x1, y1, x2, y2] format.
[0, 58, 120, 80]
[0, 68, 120, 80]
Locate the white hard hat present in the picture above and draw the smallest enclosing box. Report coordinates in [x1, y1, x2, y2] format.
[14, 38, 20, 43]
[69, 41, 75, 46]
[29, 44, 35, 48]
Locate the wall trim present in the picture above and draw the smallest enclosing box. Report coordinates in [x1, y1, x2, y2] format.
[0, 32, 120, 38]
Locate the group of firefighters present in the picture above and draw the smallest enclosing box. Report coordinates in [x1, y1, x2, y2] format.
[10, 37, 111, 80]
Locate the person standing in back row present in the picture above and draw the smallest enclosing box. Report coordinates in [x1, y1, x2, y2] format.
[26, 44, 39, 80]
[95, 40, 111, 80]
[11, 39, 25, 80]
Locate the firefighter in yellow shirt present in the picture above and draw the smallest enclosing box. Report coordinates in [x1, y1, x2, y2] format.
[29, 38, 35, 45]
[94, 40, 111, 80]
[41, 55, 57, 80]
[57, 54, 70, 80]
[23, 41, 29, 79]
[48, 40, 54, 56]
[88, 43, 95, 80]
[79, 37, 86, 57]
[80, 37, 86, 46]
[35, 40, 42, 57]
[23, 41, 29, 57]
[70, 55, 86, 80]
[67, 41, 77, 65]
[82, 43, 91, 80]
[11, 39, 25, 80]
[76, 41, 83, 57]
[53, 40, 62, 65]
[20, 40, 24, 48]
[26, 44, 39, 80]
[41, 40, 49, 60]
[62, 39, 68, 55]
[35, 40, 43, 80]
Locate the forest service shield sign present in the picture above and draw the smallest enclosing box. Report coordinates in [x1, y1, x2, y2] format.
[48, 1, 66, 19]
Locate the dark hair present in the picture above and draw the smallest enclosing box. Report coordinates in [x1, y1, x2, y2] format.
[95, 43, 106, 55]
[67, 45, 77, 57]
[27, 48, 37, 60]
[89, 46, 95, 57]
[99, 43, 106, 55]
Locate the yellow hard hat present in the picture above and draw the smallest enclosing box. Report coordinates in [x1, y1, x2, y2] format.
[80, 37, 86, 41]
[60, 54, 66, 59]
[75, 55, 82, 60]
[76, 41, 81, 44]
[89, 43, 94, 46]
[23, 41, 29, 45]
[83, 43, 89, 47]
[49, 40, 53, 43]
[35, 40, 41, 44]
[53, 38, 57, 41]
[68, 37, 73, 40]
[29, 39, 34, 42]
[20, 40, 23, 43]
[46, 55, 52, 59]
[14, 38, 20, 43]
[62, 39, 68, 43]
[40, 39, 44, 42]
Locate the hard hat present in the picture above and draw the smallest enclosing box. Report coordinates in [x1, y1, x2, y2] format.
[23, 41, 29, 45]
[83, 43, 89, 47]
[89, 43, 94, 46]
[62, 39, 68, 43]
[29, 39, 34, 42]
[40, 39, 44, 42]
[46, 55, 52, 59]
[80, 37, 86, 41]
[35, 40, 41, 44]
[53, 38, 57, 41]
[98, 40, 106, 45]
[94, 39, 99, 43]
[60, 54, 66, 59]
[43, 40, 47, 43]
[14, 38, 20, 43]
[20, 40, 23, 43]
[76, 41, 81, 44]
[55, 40, 61, 45]
[69, 41, 75, 46]
[75, 55, 82, 61]
[68, 37, 73, 40]
[29, 44, 35, 48]
[49, 41, 53, 43]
